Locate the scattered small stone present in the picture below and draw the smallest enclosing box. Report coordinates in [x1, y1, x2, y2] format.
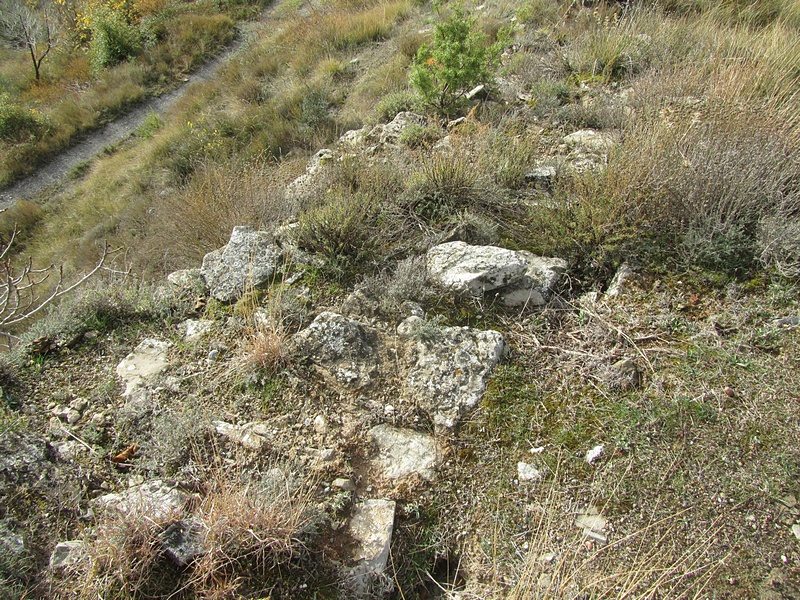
[212, 421, 267, 450]
[780, 494, 798, 509]
[332, 478, 356, 492]
[384, 405, 395, 416]
[318, 448, 336, 462]
[69, 398, 89, 413]
[66, 409, 82, 425]
[723, 386, 738, 399]
[517, 462, 543, 483]
[182, 319, 213, 341]
[93, 480, 189, 522]
[529, 446, 545, 454]
[575, 506, 608, 543]
[792, 524, 800, 541]
[207, 349, 220, 363]
[585, 444, 604, 464]
[774, 316, 800, 327]
[314, 415, 328, 435]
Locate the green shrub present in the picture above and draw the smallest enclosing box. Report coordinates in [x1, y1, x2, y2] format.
[88, 6, 144, 72]
[373, 90, 420, 122]
[0, 94, 47, 143]
[398, 122, 441, 147]
[295, 192, 382, 274]
[409, 7, 506, 115]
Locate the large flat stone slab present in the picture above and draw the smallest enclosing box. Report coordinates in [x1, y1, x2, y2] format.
[369, 425, 438, 481]
[116, 339, 172, 397]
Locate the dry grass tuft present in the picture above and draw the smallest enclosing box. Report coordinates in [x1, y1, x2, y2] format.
[187, 465, 319, 598]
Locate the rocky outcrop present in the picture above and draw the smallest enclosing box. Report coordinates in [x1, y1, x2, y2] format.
[290, 312, 377, 388]
[201, 226, 282, 302]
[404, 321, 506, 429]
[426, 241, 567, 307]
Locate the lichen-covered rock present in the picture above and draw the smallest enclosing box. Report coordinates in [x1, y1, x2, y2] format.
[427, 241, 529, 296]
[201, 227, 282, 302]
[49, 540, 87, 570]
[366, 111, 427, 146]
[285, 148, 336, 201]
[562, 129, 616, 153]
[93, 480, 189, 522]
[212, 420, 267, 450]
[0, 430, 50, 496]
[497, 252, 568, 307]
[405, 325, 506, 429]
[159, 519, 208, 566]
[166, 268, 208, 296]
[290, 312, 376, 387]
[369, 425, 438, 481]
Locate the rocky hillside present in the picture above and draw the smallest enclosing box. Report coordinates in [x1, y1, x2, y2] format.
[1, 0, 800, 598]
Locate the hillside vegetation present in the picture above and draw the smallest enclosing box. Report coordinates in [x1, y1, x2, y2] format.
[0, 0, 799, 598]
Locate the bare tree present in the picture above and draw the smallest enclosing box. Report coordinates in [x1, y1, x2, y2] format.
[0, 0, 59, 81]
[0, 223, 115, 348]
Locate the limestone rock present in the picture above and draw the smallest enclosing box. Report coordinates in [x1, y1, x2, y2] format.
[367, 112, 427, 146]
[405, 325, 506, 429]
[290, 312, 376, 387]
[285, 148, 335, 201]
[166, 268, 208, 296]
[181, 319, 213, 341]
[159, 519, 208, 566]
[369, 424, 438, 481]
[0, 430, 50, 495]
[497, 252, 567, 307]
[605, 262, 637, 298]
[93, 480, 189, 522]
[116, 338, 172, 397]
[427, 241, 529, 296]
[525, 165, 557, 189]
[517, 462, 543, 483]
[347, 499, 396, 597]
[201, 227, 282, 303]
[212, 420, 267, 450]
[49, 540, 87, 570]
[563, 129, 615, 153]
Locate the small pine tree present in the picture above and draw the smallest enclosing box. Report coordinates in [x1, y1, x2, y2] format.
[410, 7, 505, 116]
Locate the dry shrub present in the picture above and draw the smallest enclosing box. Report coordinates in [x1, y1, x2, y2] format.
[57, 508, 176, 600]
[152, 158, 297, 271]
[188, 466, 318, 598]
[235, 286, 292, 382]
[56, 463, 318, 599]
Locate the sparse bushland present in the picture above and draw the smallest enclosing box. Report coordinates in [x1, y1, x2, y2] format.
[0, 0, 249, 186]
[3, 0, 800, 597]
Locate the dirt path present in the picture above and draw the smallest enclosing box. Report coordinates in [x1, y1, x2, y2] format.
[0, 34, 246, 208]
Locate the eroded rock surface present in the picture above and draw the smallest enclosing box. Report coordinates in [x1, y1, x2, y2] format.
[116, 338, 172, 397]
[93, 480, 189, 522]
[405, 325, 506, 429]
[201, 227, 282, 302]
[347, 499, 396, 597]
[369, 425, 438, 481]
[290, 312, 377, 387]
